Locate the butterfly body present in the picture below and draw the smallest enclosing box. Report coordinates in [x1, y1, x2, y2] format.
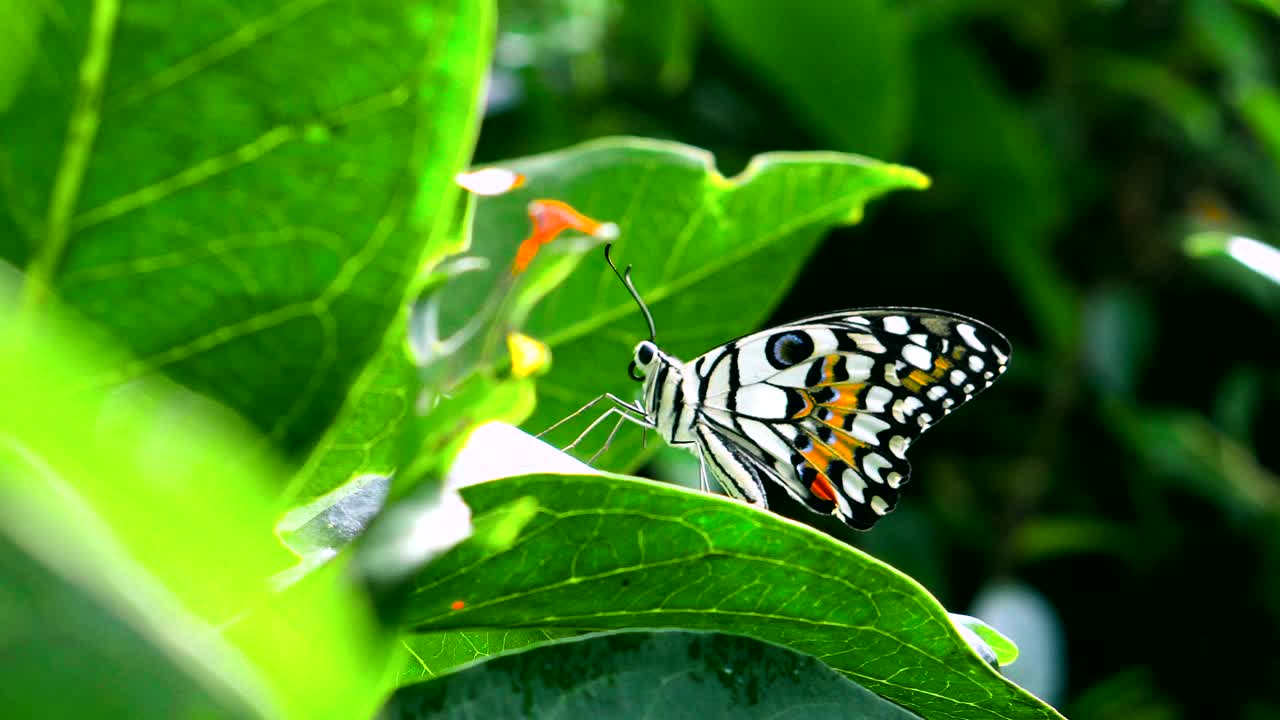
[627, 308, 1011, 530]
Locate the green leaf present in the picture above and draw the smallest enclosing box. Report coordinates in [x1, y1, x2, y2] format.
[1237, 83, 1280, 172]
[950, 614, 1020, 668]
[280, 376, 537, 568]
[1087, 53, 1222, 148]
[0, 295, 389, 718]
[0, 533, 259, 720]
[616, 0, 702, 94]
[445, 137, 927, 472]
[1106, 403, 1280, 516]
[404, 474, 1063, 720]
[388, 631, 924, 719]
[1182, 232, 1280, 316]
[1239, 0, 1280, 17]
[399, 629, 580, 684]
[0, 0, 494, 460]
[705, 0, 911, 158]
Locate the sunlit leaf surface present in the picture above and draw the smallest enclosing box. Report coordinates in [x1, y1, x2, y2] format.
[404, 474, 1063, 720]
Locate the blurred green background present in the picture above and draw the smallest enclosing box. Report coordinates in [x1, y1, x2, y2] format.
[478, 1, 1280, 718]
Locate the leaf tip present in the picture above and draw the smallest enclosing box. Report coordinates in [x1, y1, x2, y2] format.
[889, 164, 931, 190]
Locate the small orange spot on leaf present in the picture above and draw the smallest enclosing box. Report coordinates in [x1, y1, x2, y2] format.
[450, 600, 466, 611]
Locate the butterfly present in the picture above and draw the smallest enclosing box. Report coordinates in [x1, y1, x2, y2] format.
[547, 245, 1012, 530]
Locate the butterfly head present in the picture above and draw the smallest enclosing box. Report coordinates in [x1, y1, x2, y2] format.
[629, 340, 658, 381]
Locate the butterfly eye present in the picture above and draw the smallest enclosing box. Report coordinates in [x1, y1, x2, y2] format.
[635, 341, 656, 366]
[628, 341, 656, 382]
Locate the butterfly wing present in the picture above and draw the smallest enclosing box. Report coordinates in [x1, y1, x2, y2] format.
[687, 308, 1010, 530]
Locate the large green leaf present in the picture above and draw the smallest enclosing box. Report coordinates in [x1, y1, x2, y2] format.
[404, 474, 1063, 720]
[400, 629, 579, 683]
[388, 631, 923, 719]
[705, 0, 911, 159]
[439, 138, 926, 472]
[0, 293, 388, 718]
[0, 0, 494, 459]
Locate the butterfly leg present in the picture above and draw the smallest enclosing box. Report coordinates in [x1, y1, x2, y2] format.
[588, 412, 630, 464]
[564, 405, 653, 452]
[538, 393, 644, 439]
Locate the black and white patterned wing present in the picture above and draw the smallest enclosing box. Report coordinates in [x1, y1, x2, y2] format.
[687, 308, 1010, 530]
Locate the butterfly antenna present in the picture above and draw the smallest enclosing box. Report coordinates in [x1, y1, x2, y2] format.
[604, 243, 657, 343]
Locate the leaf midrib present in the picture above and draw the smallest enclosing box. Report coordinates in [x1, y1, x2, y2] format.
[23, 0, 121, 310]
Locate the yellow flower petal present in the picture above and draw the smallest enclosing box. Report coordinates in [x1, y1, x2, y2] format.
[507, 332, 550, 378]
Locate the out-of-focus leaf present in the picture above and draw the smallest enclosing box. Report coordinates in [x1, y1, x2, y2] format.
[1067, 667, 1180, 720]
[410, 199, 613, 393]
[395, 375, 537, 492]
[1239, 0, 1280, 17]
[1237, 84, 1280, 172]
[0, 298, 387, 719]
[911, 33, 1074, 354]
[0, 533, 256, 719]
[318, 424, 558, 613]
[705, 0, 910, 159]
[405, 473, 1063, 720]
[1213, 366, 1262, 446]
[289, 169, 604, 509]
[0, 0, 494, 462]
[1185, 232, 1280, 312]
[1107, 403, 1280, 516]
[446, 137, 927, 472]
[970, 582, 1065, 707]
[1190, 0, 1268, 82]
[616, 0, 701, 93]
[281, 374, 537, 558]
[647, 445, 705, 490]
[386, 631, 925, 720]
[0, 0, 41, 111]
[1012, 515, 1139, 565]
[1082, 284, 1157, 398]
[1090, 54, 1223, 148]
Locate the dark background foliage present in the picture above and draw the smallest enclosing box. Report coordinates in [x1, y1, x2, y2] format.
[475, 2, 1280, 718]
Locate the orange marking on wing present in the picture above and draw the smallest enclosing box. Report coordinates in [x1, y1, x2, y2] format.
[821, 355, 840, 384]
[799, 426, 863, 473]
[825, 430, 864, 468]
[903, 369, 933, 392]
[797, 442, 827, 471]
[817, 383, 865, 411]
[924, 355, 954, 384]
[809, 473, 837, 502]
[791, 389, 815, 418]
